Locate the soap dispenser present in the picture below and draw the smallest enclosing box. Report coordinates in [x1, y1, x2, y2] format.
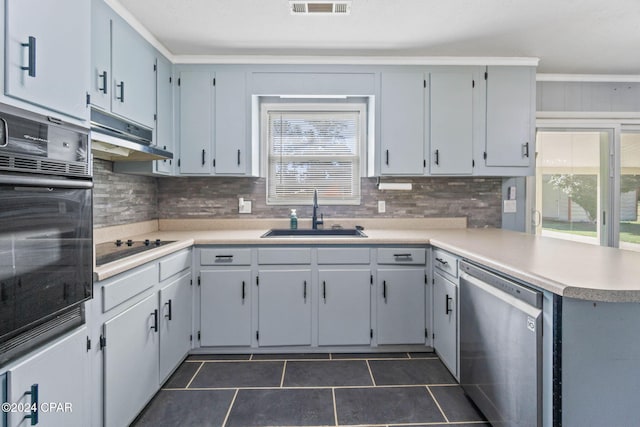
[290, 209, 298, 230]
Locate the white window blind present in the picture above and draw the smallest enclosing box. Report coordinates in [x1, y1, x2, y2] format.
[265, 105, 363, 205]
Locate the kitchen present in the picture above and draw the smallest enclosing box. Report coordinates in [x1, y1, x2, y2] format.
[2, 1, 640, 426]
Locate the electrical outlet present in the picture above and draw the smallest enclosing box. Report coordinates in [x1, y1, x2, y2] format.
[239, 198, 252, 214]
[378, 200, 386, 213]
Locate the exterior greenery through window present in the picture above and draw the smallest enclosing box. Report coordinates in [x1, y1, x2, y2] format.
[263, 103, 365, 205]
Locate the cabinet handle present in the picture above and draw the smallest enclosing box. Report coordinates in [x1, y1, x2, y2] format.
[523, 142, 530, 158]
[322, 281, 326, 303]
[435, 149, 440, 166]
[1, 118, 8, 148]
[215, 255, 233, 262]
[23, 383, 38, 425]
[201, 149, 206, 166]
[445, 294, 452, 315]
[151, 309, 158, 332]
[99, 71, 108, 94]
[237, 149, 241, 166]
[435, 257, 449, 266]
[165, 299, 172, 320]
[383, 280, 387, 302]
[116, 81, 125, 102]
[303, 280, 307, 301]
[385, 149, 389, 165]
[242, 281, 246, 300]
[21, 36, 36, 77]
[393, 253, 412, 259]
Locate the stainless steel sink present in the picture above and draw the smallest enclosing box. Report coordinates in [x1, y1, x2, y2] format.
[261, 228, 367, 238]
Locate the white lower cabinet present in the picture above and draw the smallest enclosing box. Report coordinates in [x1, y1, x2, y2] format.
[433, 272, 458, 378]
[159, 271, 193, 381]
[97, 249, 192, 427]
[103, 293, 159, 427]
[5, 327, 88, 427]
[318, 269, 371, 346]
[257, 269, 312, 346]
[376, 268, 427, 345]
[200, 269, 252, 346]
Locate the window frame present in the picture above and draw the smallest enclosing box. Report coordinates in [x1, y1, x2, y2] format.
[260, 101, 367, 206]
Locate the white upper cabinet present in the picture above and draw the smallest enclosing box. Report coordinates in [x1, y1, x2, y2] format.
[4, 0, 90, 120]
[110, 15, 156, 128]
[380, 71, 426, 175]
[177, 68, 251, 176]
[485, 66, 536, 168]
[178, 70, 214, 175]
[429, 70, 475, 175]
[89, 0, 156, 129]
[214, 70, 248, 175]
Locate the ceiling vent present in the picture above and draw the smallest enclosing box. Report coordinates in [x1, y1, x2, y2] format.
[289, 1, 352, 15]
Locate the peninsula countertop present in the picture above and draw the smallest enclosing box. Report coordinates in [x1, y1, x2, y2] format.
[93, 218, 640, 303]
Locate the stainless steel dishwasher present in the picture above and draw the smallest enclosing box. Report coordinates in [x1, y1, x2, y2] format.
[459, 261, 543, 427]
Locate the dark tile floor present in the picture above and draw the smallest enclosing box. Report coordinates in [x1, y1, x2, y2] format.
[132, 352, 489, 427]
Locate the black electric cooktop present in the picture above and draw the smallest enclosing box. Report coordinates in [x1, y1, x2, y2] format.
[95, 239, 176, 266]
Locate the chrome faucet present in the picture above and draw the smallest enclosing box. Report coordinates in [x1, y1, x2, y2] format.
[312, 189, 324, 229]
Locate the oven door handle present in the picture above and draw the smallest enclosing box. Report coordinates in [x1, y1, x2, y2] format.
[0, 175, 93, 189]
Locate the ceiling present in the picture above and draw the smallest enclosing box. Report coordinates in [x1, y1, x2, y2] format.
[114, 0, 640, 75]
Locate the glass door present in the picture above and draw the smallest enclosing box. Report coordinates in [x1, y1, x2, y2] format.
[619, 131, 640, 251]
[533, 129, 613, 246]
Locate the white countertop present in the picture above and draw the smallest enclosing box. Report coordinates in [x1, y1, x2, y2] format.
[93, 219, 640, 302]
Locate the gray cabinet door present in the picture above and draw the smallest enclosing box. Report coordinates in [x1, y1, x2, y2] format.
[318, 269, 371, 346]
[485, 66, 535, 167]
[429, 71, 474, 175]
[380, 72, 425, 175]
[155, 53, 174, 175]
[155, 54, 177, 175]
[111, 15, 156, 128]
[200, 269, 252, 346]
[179, 71, 214, 174]
[90, 0, 112, 111]
[258, 269, 312, 346]
[214, 71, 247, 175]
[103, 293, 159, 427]
[159, 271, 192, 381]
[377, 268, 426, 345]
[433, 272, 458, 377]
[6, 327, 88, 427]
[5, 0, 90, 120]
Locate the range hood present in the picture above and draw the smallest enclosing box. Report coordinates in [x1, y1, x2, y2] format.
[90, 109, 173, 161]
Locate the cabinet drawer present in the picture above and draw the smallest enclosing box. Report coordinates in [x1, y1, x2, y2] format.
[200, 248, 251, 266]
[102, 264, 158, 312]
[433, 248, 459, 278]
[258, 248, 311, 265]
[159, 249, 191, 281]
[377, 248, 426, 265]
[317, 248, 370, 265]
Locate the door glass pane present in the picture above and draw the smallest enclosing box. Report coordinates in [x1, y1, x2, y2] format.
[535, 131, 606, 246]
[619, 132, 640, 252]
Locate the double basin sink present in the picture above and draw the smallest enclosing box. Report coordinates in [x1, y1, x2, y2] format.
[261, 228, 367, 238]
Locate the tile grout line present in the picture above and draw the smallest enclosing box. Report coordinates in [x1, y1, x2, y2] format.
[220, 388, 239, 427]
[184, 361, 205, 389]
[280, 360, 287, 388]
[426, 385, 450, 424]
[365, 359, 377, 386]
[331, 387, 338, 427]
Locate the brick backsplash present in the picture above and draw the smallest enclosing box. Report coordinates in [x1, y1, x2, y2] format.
[93, 159, 158, 228]
[94, 159, 502, 229]
[157, 176, 502, 228]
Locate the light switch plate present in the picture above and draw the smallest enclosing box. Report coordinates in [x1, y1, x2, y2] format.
[378, 200, 386, 213]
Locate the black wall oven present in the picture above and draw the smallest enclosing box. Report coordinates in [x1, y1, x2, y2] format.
[0, 104, 92, 366]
